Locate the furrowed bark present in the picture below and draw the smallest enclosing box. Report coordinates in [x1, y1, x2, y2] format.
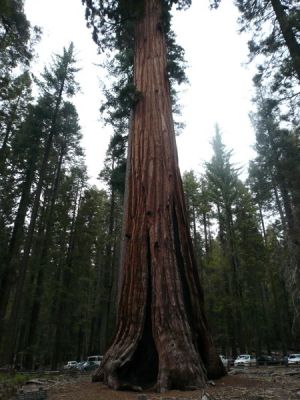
[93, 0, 224, 391]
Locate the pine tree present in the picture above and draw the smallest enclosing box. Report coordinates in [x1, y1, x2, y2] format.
[98, 137, 126, 352]
[0, 71, 32, 164]
[206, 127, 243, 355]
[0, 0, 35, 72]
[0, 103, 44, 341]
[0, 43, 80, 365]
[250, 95, 300, 336]
[233, 182, 267, 354]
[182, 171, 209, 278]
[211, 0, 300, 101]
[21, 102, 83, 368]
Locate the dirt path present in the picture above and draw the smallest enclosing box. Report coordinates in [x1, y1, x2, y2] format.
[45, 367, 300, 400]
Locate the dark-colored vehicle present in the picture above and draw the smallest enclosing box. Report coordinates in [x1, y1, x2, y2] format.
[76, 361, 86, 370]
[81, 360, 98, 371]
[227, 357, 235, 366]
[256, 355, 282, 366]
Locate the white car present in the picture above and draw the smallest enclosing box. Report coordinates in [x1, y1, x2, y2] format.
[287, 354, 300, 366]
[63, 360, 78, 369]
[87, 355, 103, 366]
[234, 354, 256, 367]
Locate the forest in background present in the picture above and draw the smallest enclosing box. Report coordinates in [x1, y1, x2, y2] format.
[0, 0, 299, 370]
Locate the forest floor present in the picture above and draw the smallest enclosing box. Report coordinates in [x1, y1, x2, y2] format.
[14, 366, 300, 400]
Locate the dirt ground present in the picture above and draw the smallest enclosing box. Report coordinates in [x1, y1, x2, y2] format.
[42, 367, 300, 400]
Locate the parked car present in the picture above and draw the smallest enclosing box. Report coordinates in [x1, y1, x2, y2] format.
[234, 354, 256, 367]
[81, 360, 98, 371]
[75, 361, 86, 370]
[219, 355, 229, 368]
[63, 361, 78, 369]
[256, 355, 282, 366]
[227, 357, 235, 366]
[87, 355, 103, 366]
[287, 354, 300, 366]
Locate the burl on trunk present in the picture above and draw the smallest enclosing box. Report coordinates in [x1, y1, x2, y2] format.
[93, 0, 225, 391]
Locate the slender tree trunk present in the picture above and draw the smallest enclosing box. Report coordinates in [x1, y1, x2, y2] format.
[264, 115, 300, 323]
[274, 166, 300, 324]
[259, 284, 270, 353]
[24, 144, 65, 367]
[89, 246, 105, 354]
[258, 202, 266, 244]
[226, 209, 245, 353]
[0, 151, 37, 343]
[203, 213, 209, 255]
[272, 177, 286, 228]
[51, 182, 82, 369]
[267, 266, 288, 353]
[50, 251, 66, 370]
[93, 0, 224, 391]
[191, 205, 203, 279]
[217, 204, 237, 357]
[106, 235, 121, 345]
[0, 96, 21, 162]
[2, 78, 65, 365]
[270, 0, 300, 81]
[279, 191, 300, 328]
[19, 196, 49, 368]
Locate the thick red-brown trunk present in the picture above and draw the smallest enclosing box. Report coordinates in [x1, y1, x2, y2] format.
[93, 0, 224, 391]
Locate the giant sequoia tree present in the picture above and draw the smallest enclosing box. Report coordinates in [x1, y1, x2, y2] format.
[83, 0, 224, 391]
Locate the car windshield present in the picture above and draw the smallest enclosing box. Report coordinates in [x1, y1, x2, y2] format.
[289, 354, 300, 358]
[88, 356, 102, 362]
[239, 355, 249, 359]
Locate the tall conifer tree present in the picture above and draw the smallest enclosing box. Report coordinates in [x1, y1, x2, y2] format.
[83, 0, 224, 391]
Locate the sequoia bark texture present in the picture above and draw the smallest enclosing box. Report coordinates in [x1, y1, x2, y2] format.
[93, 0, 224, 391]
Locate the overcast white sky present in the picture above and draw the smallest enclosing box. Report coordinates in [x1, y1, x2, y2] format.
[24, 0, 256, 185]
